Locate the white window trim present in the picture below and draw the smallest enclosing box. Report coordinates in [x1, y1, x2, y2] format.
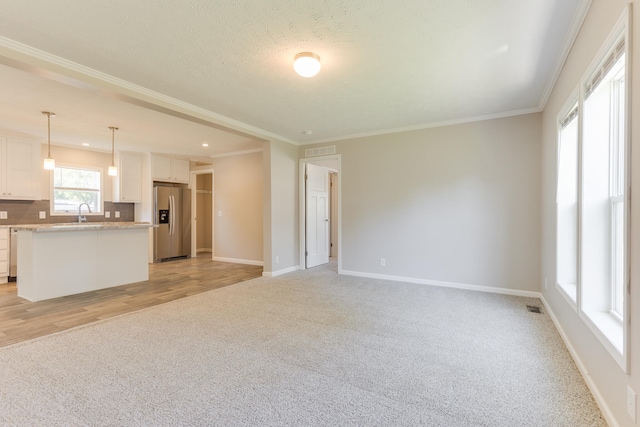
[555, 87, 580, 312]
[49, 164, 105, 217]
[574, 6, 631, 373]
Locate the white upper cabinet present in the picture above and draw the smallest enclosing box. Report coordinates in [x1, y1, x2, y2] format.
[0, 136, 41, 200]
[151, 155, 190, 183]
[113, 151, 144, 203]
[171, 158, 190, 183]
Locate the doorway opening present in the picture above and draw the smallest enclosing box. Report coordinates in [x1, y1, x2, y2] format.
[190, 169, 214, 259]
[299, 155, 341, 271]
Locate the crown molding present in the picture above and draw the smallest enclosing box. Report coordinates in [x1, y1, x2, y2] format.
[0, 36, 297, 146]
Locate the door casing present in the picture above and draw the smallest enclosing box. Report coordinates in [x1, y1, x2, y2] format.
[299, 154, 341, 272]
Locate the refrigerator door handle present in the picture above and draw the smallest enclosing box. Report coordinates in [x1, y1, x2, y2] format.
[170, 195, 175, 235]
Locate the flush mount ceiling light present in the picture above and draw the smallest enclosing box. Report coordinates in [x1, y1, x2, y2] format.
[42, 111, 56, 170]
[108, 126, 118, 176]
[294, 52, 321, 77]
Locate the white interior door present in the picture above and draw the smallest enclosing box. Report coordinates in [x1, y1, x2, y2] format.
[306, 163, 330, 268]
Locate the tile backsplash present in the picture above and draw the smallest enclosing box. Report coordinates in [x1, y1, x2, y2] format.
[0, 200, 135, 225]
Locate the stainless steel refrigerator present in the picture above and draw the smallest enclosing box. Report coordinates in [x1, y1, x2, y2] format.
[154, 185, 192, 262]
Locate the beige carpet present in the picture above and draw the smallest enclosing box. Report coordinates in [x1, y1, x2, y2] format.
[0, 265, 605, 426]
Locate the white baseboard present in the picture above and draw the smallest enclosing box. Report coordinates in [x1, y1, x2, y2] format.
[263, 265, 299, 277]
[339, 269, 541, 298]
[212, 256, 263, 266]
[540, 296, 620, 427]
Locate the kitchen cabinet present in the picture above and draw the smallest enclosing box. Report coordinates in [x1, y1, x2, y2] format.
[0, 228, 7, 283]
[0, 137, 41, 200]
[151, 155, 190, 183]
[113, 151, 143, 202]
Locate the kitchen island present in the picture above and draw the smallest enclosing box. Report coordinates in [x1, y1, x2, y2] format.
[14, 222, 155, 302]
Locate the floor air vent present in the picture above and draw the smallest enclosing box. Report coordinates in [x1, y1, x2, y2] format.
[526, 305, 542, 314]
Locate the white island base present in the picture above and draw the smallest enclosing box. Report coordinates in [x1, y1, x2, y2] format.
[16, 223, 153, 302]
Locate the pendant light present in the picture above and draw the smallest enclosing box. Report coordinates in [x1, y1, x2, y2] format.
[294, 52, 321, 77]
[108, 126, 118, 176]
[42, 111, 56, 170]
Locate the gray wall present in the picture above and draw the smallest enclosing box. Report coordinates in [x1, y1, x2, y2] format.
[263, 140, 299, 275]
[305, 113, 542, 292]
[211, 151, 263, 263]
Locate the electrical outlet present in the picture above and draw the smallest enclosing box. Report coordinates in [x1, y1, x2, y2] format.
[105, 211, 111, 218]
[628, 386, 636, 422]
[380, 258, 386, 267]
[39, 211, 46, 219]
[0, 211, 7, 220]
[115, 211, 120, 218]
[275, 256, 280, 264]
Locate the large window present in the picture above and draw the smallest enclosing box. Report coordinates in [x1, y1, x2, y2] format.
[555, 14, 629, 371]
[581, 42, 627, 354]
[556, 102, 578, 304]
[52, 166, 102, 215]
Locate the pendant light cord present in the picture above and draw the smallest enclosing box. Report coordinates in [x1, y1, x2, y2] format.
[111, 128, 115, 165]
[47, 114, 51, 157]
[109, 126, 118, 167]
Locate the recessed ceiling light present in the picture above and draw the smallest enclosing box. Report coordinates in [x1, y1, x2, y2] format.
[294, 52, 321, 77]
[82, 143, 90, 146]
[303, 130, 313, 135]
[202, 143, 209, 147]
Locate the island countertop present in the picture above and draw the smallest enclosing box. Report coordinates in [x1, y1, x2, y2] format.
[16, 223, 154, 301]
[13, 222, 156, 232]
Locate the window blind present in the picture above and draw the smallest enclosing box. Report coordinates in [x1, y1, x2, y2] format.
[560, 104, 578, 129]
[584, 38, 625, 99]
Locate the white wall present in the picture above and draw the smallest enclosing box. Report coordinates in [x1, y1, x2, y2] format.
[305, 114, 542, 293]
[211, 151, 263, 264]
[540, 1, 639, 425]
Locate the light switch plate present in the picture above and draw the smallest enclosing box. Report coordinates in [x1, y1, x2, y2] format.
[115, 211, 120, 218]
[105, 211, 111, 218]
[39, 211, 46, 219]
[218, 211, 223, 217]
[0, 211, 7, 220]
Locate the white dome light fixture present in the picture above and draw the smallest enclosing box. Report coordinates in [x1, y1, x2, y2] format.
[294, 52, 321, 77]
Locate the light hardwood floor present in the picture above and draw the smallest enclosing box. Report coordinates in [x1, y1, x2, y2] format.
[0, 255, 263, 348]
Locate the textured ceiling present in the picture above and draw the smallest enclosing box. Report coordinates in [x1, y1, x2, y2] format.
[0, 0, 589, 159]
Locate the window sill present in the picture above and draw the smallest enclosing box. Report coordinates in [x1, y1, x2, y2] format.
[580, 309, 626, 371]
[556, 282, 577, 311]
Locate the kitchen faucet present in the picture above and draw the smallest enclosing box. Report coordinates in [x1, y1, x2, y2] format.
[78, 203, 91, 223]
